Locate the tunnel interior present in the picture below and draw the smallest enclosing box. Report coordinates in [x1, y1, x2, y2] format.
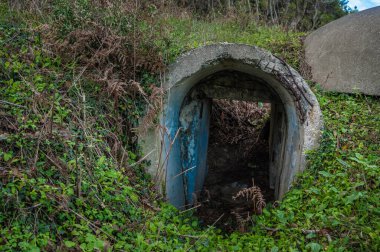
[178, 70, 286, 220]
[196, 98, 274, 230]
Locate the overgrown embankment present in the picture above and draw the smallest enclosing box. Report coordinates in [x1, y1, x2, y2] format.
[0, 2, 379, 251]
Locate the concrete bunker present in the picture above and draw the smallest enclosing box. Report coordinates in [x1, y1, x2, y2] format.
[142, 44, 322, 210]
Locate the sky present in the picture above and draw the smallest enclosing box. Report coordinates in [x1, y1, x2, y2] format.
[348, 0, 380, 10]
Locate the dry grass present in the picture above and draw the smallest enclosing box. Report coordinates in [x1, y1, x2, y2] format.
[20, 1, 170, 139]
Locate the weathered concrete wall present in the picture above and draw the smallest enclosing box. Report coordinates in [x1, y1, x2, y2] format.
[140, 43, 323, 209]
[305, 7, 380, 96]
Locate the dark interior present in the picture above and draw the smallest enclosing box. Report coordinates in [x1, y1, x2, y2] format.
[196, 99, 274, 232]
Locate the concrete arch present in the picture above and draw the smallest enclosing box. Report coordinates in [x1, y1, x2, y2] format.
[141, 43, 322, 209]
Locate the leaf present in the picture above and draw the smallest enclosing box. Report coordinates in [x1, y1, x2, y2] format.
[276, 211, 287, 223]
[306, 242, 322, 252]
[129, 193, 139, 203]
[3, 152, 13, 161]
[94, 239, 104, 249]
[271, 247, 279, 252]
[306, 233, 317, 239]
[345, 192, 365, 204]
[355, 153, 363, 159]
[30, 248, 40, 252]
[192, 220, 198, 227]
[336, 158, 350, 167]
[64, 241, 76, 248]
[307, 187, 320, 195]
[318, 171, 332, 177]
[96, 156, 107, 166]
[149, 222, 157, 233]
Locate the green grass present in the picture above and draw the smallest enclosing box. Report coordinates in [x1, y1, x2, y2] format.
[0, 2, 379, 251]
[156, 17, 304, 69]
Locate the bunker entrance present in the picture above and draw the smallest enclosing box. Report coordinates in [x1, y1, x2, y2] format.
[196, 99, 274, 231]
[140, 45, 322, 228]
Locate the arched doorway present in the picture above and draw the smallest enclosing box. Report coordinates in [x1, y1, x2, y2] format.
[141, 44, 322, 209]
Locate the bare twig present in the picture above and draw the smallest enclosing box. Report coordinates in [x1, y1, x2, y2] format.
[0, 100, 27, 108]
[180, 203, 202, 214]
[129, 149, 155, 167]
[173, 166, 196, 179]
[155, 126, 182, 183]
[302, 229, 332, 243]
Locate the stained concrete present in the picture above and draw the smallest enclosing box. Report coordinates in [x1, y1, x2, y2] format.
[305, 7, 380, 96]
[140, 43, 323, 209]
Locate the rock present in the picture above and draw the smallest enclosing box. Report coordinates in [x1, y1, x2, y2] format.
[304, 7, 380, 96]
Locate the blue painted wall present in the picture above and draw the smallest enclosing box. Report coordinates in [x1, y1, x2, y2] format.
[179, 96, 211, 205]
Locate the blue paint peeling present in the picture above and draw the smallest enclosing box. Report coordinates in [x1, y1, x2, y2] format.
[179, 97, 211, 205]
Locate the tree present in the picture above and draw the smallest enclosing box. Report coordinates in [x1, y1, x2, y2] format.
[173, 0, 355, 31]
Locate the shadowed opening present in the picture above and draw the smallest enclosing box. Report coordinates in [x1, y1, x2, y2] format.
[196, 99, 274, 231]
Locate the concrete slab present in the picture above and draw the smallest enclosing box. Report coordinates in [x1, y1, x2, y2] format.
[304, 7, 380, 96]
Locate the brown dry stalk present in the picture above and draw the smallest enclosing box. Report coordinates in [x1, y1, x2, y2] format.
[233, 180, 266, 215]
[231, 210, 251, 233]
[135, 85, 164, 135]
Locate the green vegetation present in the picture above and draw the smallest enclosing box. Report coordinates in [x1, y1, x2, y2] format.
[161, 18, 304, 68]
[166, 0, 356, 31]
[0, 1, 379, 251]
